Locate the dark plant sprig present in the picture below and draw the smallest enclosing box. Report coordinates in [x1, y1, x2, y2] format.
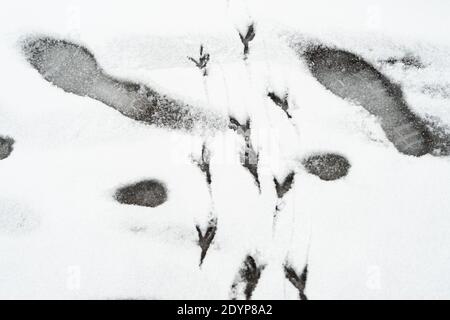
[268, 91, 292, 119]
[238, 23, 256, 60]
[188, 45, 210, 76]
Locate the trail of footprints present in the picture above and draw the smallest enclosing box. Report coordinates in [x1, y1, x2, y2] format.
[1, 30, 448, 299]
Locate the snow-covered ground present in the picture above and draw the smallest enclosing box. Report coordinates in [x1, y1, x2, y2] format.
[1, 0, 450, 299]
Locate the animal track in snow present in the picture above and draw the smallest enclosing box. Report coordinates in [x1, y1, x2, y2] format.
[22, 37, 226, 133]
[274, 172, 295, 200]
[0, 199, 40, 234]
[0, 136, 14, 160]
[284, 263, 308, 300]
[274, 172, 295, 213]
[229, 117, 260, 192]
[230, 255, 265, 300]
[303, 45, 433, 157]
[379, 54, 425, 69]
[114, 180, 168, 208]
[238, 23, 256, 60]
[193, 143, 212, 188]
[187, 45, 210, 77]
[424, 118, 450, 156]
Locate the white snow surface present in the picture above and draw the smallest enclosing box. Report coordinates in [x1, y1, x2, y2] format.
[0, 0, 450, 299]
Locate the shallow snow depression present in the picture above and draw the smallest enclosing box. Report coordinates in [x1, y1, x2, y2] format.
[1, 0, 450, 300]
